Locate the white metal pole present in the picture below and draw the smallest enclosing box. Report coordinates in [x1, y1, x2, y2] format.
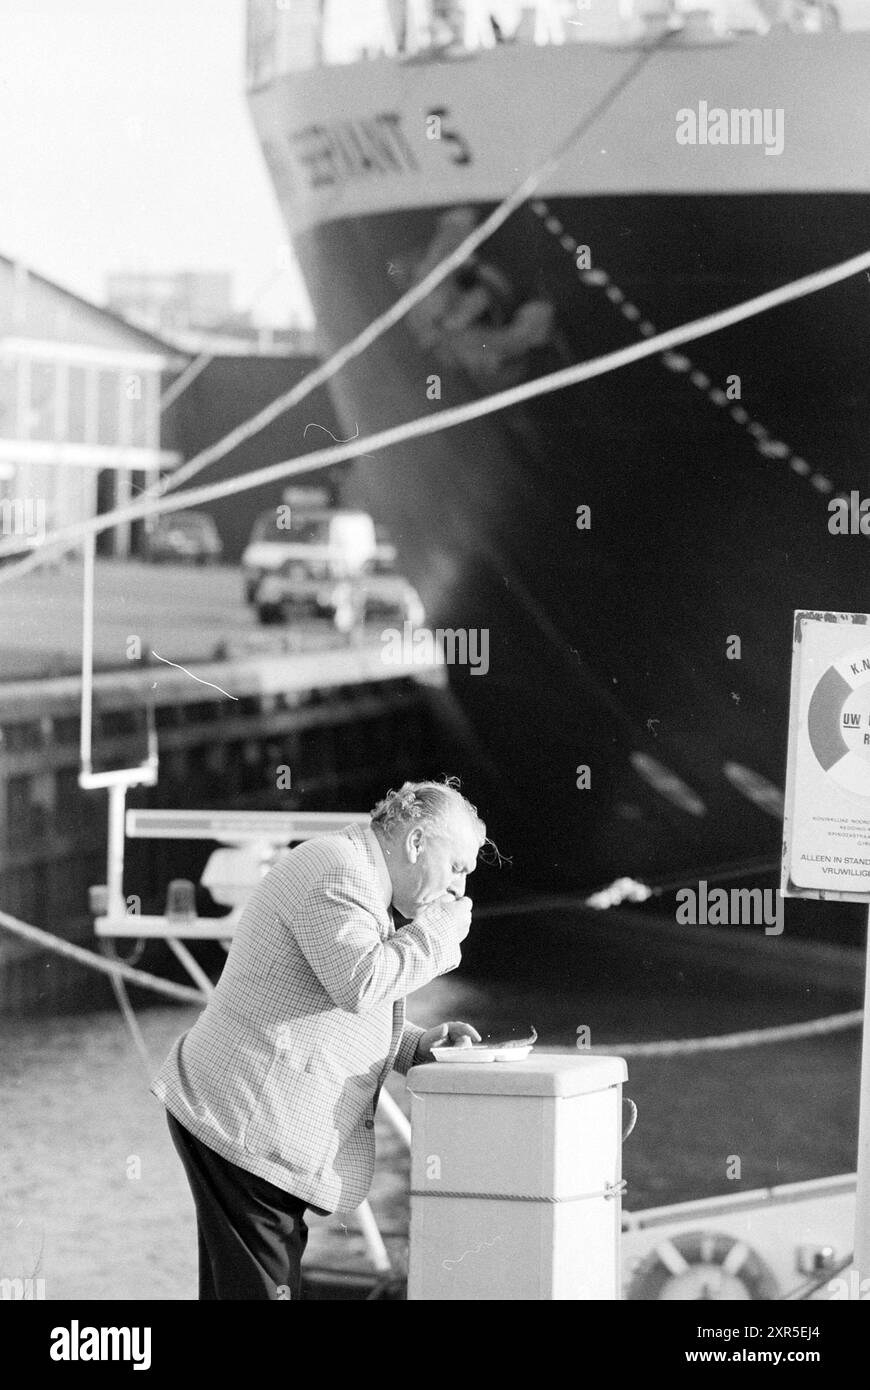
[79, 528, 95, 772]
[853, 904, 870, 1294]
[377, 1085, 412, 1148]
[167, 939, 215, 999]
[107, 782, 127, 918]
[354, 1199, 392, 1273]
[80, 530, 95, 775]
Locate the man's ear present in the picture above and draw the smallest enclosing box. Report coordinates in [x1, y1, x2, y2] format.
[406, 826, 425, 860]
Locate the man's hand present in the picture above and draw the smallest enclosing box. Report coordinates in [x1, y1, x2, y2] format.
[415, 1020, 482, 1062]
[417, 894, 473, 942]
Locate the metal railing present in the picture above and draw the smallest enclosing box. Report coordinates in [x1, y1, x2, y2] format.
[246, 0, 764, 84]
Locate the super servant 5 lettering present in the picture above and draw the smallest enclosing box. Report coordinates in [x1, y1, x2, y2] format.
[49, 1321, 151, 1371]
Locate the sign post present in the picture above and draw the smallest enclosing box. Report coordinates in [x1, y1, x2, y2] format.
[856, 941, 870, 1292]
[782, 610, 870, 1294]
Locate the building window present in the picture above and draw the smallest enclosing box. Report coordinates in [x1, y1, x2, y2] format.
[67, 364, 89, 443]
[97, 369, 120, 445]
[0, 358, 17, 439]
[29, 360, 57, 441]
[125, 369, 155, 448]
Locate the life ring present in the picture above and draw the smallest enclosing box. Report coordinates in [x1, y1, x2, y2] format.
[807, 643, 870, 797]
[626, 1230, 779, 1301]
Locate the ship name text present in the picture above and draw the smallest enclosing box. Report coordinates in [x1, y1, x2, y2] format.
[284, 113, 418, 191]
[277, 109, 473, 193]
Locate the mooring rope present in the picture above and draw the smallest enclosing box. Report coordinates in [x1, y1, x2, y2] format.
[3, 241, 870, 581]
[0, 905, 860, 1055]
[0, 35, 664, 598]
[471, 861, 782, 920]
[0, 39, 667, 584]
[0, 908, 208, 1005]
[591, 1011, 862, 1057]
[409, 1180, 627, 1203]
[146, 37, 670, 502]
[107, 969, 156, 1072]
[473, 890, 863, 1054]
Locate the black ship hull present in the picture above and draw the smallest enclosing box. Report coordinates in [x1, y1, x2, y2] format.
[293, 192, 870, 890]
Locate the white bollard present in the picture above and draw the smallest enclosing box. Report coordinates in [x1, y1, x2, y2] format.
[407, 1053, 628, 1300]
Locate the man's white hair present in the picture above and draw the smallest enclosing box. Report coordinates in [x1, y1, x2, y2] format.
[370, 776, 487, 849]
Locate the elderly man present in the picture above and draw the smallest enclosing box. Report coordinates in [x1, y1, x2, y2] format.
[151, 778, 486, 1300]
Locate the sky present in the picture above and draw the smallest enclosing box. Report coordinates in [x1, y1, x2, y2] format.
[0, 0, 314, 326]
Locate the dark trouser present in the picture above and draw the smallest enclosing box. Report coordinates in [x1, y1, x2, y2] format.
[167, 1111, 310, 1301]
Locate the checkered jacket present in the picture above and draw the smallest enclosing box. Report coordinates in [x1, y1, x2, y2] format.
[151, 823, 463, 1213]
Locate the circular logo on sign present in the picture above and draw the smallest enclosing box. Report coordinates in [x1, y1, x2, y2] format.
[807, 645, 870, 795]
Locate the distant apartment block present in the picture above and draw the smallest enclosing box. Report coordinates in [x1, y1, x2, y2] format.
[106, 270, 239, 334]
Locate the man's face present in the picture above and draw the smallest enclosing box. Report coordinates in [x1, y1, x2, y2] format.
[386, 812, 480, 918]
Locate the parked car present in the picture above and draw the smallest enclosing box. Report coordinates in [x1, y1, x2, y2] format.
[256, 535, 425, 633]
[145, 510, 222, 565]
[250, 507, 378, 624]
[349, 543, 426, 627]
[241, 505, 377, 606]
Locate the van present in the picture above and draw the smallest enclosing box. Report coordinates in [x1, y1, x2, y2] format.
[241, 506, 377, 604]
